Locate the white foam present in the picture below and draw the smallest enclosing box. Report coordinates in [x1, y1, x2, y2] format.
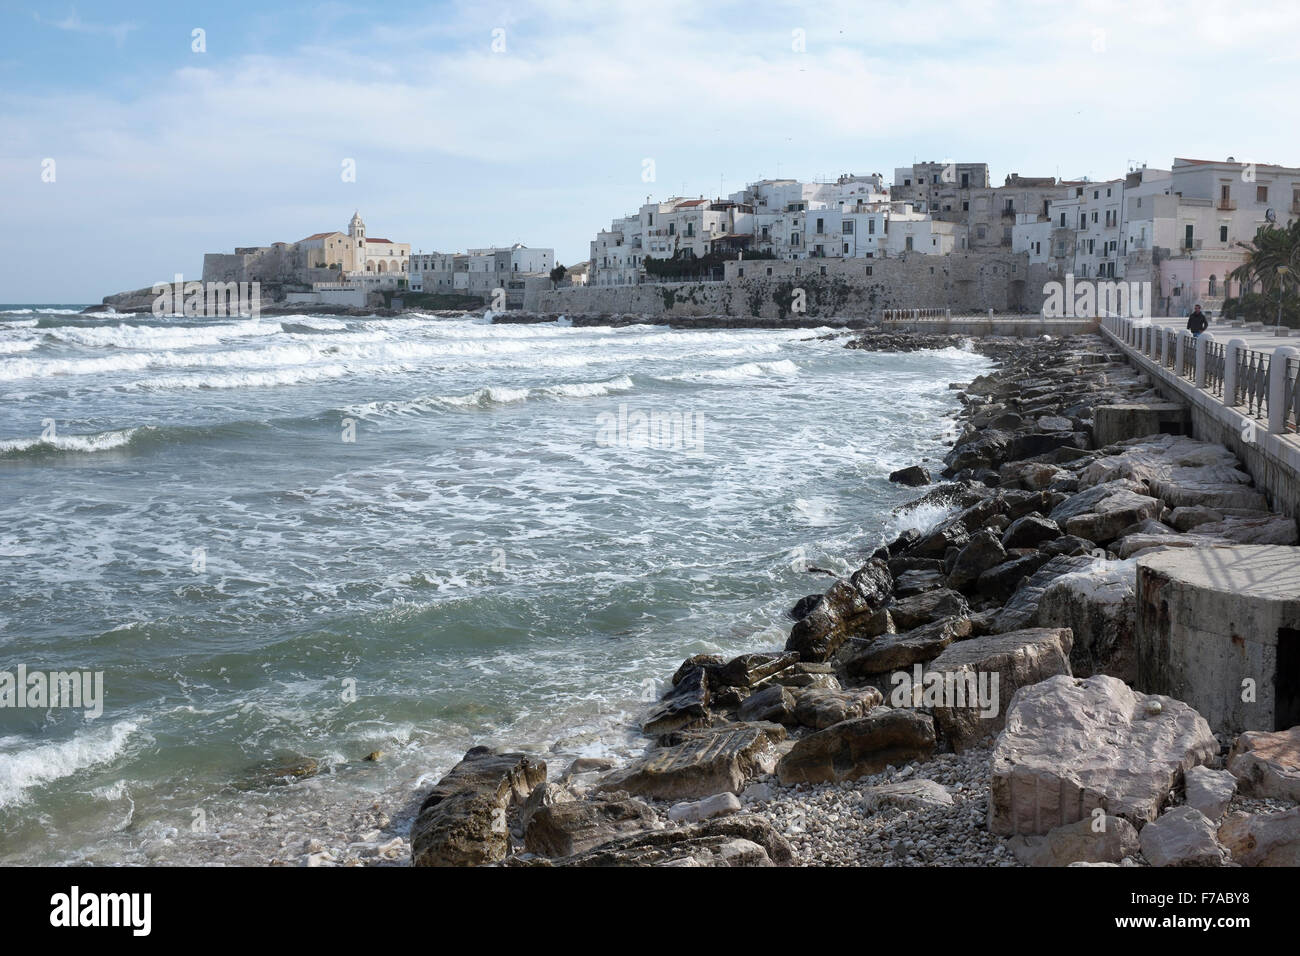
[0, 427, 143, 455]
[0, 721, 139, 808]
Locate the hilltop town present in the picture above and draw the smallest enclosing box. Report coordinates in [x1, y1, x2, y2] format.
[97, 154, 1300, 320]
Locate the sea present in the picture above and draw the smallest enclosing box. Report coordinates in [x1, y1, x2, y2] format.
[0, 305, 989, 864]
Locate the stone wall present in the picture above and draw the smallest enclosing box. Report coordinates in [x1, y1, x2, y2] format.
[538, 250, 1034, 319]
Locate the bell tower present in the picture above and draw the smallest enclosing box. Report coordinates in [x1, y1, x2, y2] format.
[348, 211, 365, 273]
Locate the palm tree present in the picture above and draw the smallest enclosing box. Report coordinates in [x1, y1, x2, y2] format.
[1229, 220, 1300, 295]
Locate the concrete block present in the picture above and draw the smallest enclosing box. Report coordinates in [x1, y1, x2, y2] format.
[1136, 545, 1300, 735]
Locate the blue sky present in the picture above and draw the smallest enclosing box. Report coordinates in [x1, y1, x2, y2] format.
[4, 0, 1300, 302]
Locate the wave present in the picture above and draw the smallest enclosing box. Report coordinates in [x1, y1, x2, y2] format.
[345, 374, 636, 419]
[659, 359, 799, 383]
[41, 319, 277, 350]
[0, 721, 138, 808]
[0, 427, 146, 458]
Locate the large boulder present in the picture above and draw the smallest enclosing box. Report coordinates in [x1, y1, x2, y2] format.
[946, 529, 1008, 593]
[776, 708, 935, 785]
[596, 724, 784, 800]
[1001, 514, 1062, 550]
[525, 814, 795, 867]
[989, 675, 1217, 835]
[836, 616, 970, 677]
[737, 684, 796, 724]
[1227, 726, 1300, 801]
[1035, 557, 1137, 682]
[887, 588, 970, 630]
[993, 554, 1096, 632]
[1218, 808, 1300, 866]
[1184, 766, 1237, 821]
[410, 747, 547, 866]
[889, 465, 931, 487]
[1079, 434, 1267, 511]
[1061, 489, 1162, 543]
[1139, 806, 1228, 867]
[976, 551, 1053, 602]
[785, 560, 892, 662]
[791, 686, 884, 729]
[1008, 814, 1139, 867]
[717, 651, 801, 688]
[642, 665, 710, 735]
[1195, 513, 1299, 545]
[924, 627, 1073, 751]
[523, 794, 659, 858]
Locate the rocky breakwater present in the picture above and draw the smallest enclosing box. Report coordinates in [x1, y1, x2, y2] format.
[405, 332, 1300, 867]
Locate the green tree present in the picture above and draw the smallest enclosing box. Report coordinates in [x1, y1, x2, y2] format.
[1227, 221, 1300, 326]
[550, 264, 567, 284]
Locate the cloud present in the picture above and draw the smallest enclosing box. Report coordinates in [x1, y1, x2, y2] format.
[34, 8, 137, 46]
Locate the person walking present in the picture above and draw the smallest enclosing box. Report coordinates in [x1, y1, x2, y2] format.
[1187, 304, 1208, 337]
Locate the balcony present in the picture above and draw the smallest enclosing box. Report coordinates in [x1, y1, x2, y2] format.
[1182, 238, 1204, 251]
[1217, 199, 1237, 211]
[1000, 207, 1017, 219]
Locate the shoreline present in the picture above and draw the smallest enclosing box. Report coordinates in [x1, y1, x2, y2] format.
[405, 328, 1300, 868]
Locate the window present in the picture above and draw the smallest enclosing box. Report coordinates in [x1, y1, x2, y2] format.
[842, 220, 853, 234]
[737, 268, 743, 277]
[1220, 225, 1229, 242]
[905, 236, 914, 251]
[1185, 224, 1195, 248]
[1209, 275, 1217, 295]
[976, 225, 987, 239]
[1060, 212, 1066, 227]
[904, 178, 912, 186]
[961, 173, 969, 188]
[963, 200, 969, 211]
[1257, 186, 1269, 203]
[1094, 190, 1099, 199]
[843, 243, 849, 254]
[868, 219, 876, 234]
[1092, 211, 1098, 223]
[816, 218, 824, 233]
[865, 265, 873, 275]
[820, 266, 827, 275]
[766, 267, 773, 276]
[1221, 184, 1231, 203]
[1079, 214, 1086, 229]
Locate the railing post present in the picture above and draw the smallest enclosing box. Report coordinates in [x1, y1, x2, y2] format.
[1224, 338, 1245, 405]
[1176, 330, 1190, 377]
[1195, 332, 1214, 387]
[1269, 346, 1297, 433]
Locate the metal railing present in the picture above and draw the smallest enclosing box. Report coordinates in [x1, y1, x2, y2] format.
[1204, 340, 1226, 396]
[1285, 357, 1300, 432]
[1236, 348, 1270, 419]
[1181, 338, 1196, 378]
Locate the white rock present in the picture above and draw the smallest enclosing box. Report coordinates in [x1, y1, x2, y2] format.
[862, 779, 954, 812]
[667, 791, 743, 823]
[990, 674, 1217, 835]
[1139, 806, 1227, 867]
[1184, 766, 1236, 820]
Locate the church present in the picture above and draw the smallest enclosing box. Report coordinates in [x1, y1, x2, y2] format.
[296, 212, 411, 276]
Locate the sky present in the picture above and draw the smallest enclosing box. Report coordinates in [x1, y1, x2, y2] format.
[4, 0, 1300, 303]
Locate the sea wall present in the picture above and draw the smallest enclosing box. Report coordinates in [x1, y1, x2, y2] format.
[540, 252, 1043, 319]
[1101, 318, 1300, 518]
